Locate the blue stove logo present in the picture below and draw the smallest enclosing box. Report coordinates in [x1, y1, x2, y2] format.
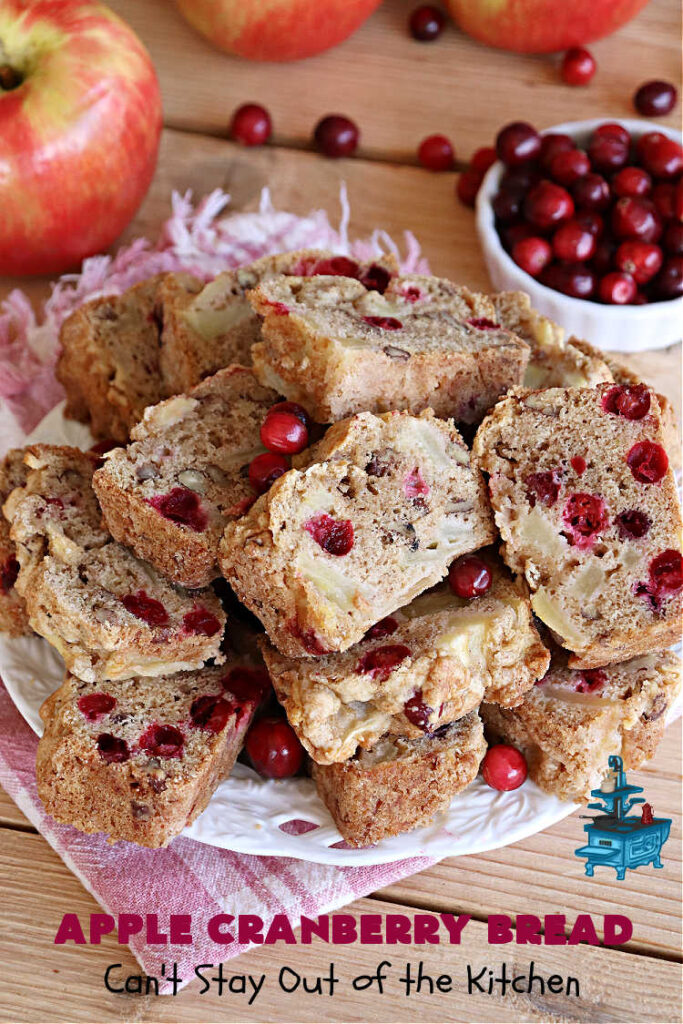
[574, 755, 671, 881]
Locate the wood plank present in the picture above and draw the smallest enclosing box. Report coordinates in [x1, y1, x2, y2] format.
[0, 786, 34, 830]
[108, 0, 681, 159]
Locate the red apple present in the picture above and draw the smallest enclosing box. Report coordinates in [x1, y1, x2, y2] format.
[0, 0, 162, 275]
[445, 0, 651, 53]
[174, 0, 383, 62]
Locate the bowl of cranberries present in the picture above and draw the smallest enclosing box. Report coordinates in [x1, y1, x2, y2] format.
[476, 118, 683, 352]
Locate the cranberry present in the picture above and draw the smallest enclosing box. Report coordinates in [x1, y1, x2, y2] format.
[139, 723, 184, 759]
[675, 178, 683, 219]
[550, 149, 590, 186]
[574, 210, 604, 237]
[638, 134, 683, 180]
[365, 315, 404, 332]
[359, 264, 392, 293]
[571, 455, 587, 475]
[418, 134, 454, 171]
[649, 549, 683, 595]
[456, 169, 483, 207]
[260, 410, 308, 454]
[314, 115, 359, 158]
[612, 198, 662, 243]
[542, 263, 596, 299]
[267, 301, 290, 316]
[300, 255, 359, 278]
[0, 556, 19, 593]
[501, 164, 542, 194]
[634, 80, 677, 117]
[183, 606, 222, 637]
[591, 235, 617, 275]
[493, 189, 523, 223]
[613, 166, 652, 198]
[404, 466, 430, 498]
[553, 221, 596, 262]
[78, 693, 116, 721]
[97, 734, 130, 764]
[654, 256, 683, 299]
[467, 317, 500, 329]
[248, 452, 289, 494]
[404, 690, 434, 731]
[147, 487, 208, 532]
[524, 181, 574, 231]
[500, 221, 536, 251]
[602, 383, 651, 419]
[512, 236, 552, 277]
[223, 665, 271, 703]
[89, 438, 119, 459]
[288, 620, 330, 655]
[304, 512, 354, 555]
[615, 509, 651, 539]
[356, 644, 411, 681]
[525, 469, 562, 507]
[270, 400, 311, 430]
[587, 133, 629, 174]
[562, 493, 608, 548]
[614, 241, 663, 285]
[230, 103, 272, 147]
[575, 669, 607, 693]
[652, 182, 676, 219]
[627, 441, 669, 483]
[496, 122, 541, 167]
[663, 222, 683, 256]
[599, 271, 637, 305]
[121, 590, 169, 627]
[471, 146, 497, 174]
[365, 616, 399, 640]
[593, 123, 631, 146]
[246, 717, 304, 779]
[539, 133, 575, 173]
[481, 744, 527, 791]
[409, 4, 445, 41]
[448, 554, 492, 599]
[572, 173, 611, 211]
[190, 695, 233, 734]
[561, 47, 596, 86]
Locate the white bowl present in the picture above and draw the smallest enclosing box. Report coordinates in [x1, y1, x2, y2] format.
[476, 118, 683, 353]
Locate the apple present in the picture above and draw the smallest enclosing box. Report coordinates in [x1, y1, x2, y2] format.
[0, 0, 162, 275]
[174, 0, 383, 62]
[445, 0, 651, 53]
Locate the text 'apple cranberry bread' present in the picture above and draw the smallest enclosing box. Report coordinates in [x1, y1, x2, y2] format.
[482, 649, 680, 802]
[93, 366, 279, 588]
[158, 250, 398, 395]
[220, 410, 496, 658]
[37, 663, 259, 847]
[473, 384, 683, 668]
[3, 445, 225, 682]
[312, 712, 486, 847]
[0, 449, 30, 636]
[57, 276, 166, 442]
[261, 554, 549, 764]
[249, 273, 530, 424]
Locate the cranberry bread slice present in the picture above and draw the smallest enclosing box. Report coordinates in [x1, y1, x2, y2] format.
[249, 274, 530, 424]
[158, 251, 397, 395]
[57, 276, 166, 442]
[93, 366, 279, 589]
[220, 410, 496, 658]
[473, 384, 683, 668]
[37, 663, 258, 847]
[261, 555, 549, 764]
[482, 649, 680, 802]
[312, 712, 486, 847]
[0, 449, 30, 636]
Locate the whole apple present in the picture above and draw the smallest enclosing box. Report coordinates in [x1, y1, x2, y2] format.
[0, 0, 162, 275]
[174, 0, 383, 62]
[445, 0, 651, 53]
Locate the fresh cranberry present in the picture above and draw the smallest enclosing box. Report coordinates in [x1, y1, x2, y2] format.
[575, 669, 607, 693]
[615, 509, 651, 539]
[356, 644, 411, 681]
[627, 441, 669, 483]
[614, 241, 663, 285]
[0, 557, 19, 593]
[471, 146, 497, 174]
[364, 616, 399, 640]
[492, 189, 522, 222]
[223, 665, 271, 703]
[456, 169, 484, 207]
[587, 133, 629, 173]
[550, 149, 590, 186]
[314, 115, 359, 158]
[602, 383, 651, 419]
[654, 256, 683, 299]
[562, 493, 608, 548]
[121, 590, 169, 627]
[638, 134, 683, 180]
[613, 166, 652, 198]
[448, 554, 492, 599]
[404, 690, 434, 731]
[675, 178, 683, 219]
[359, 264, 392, 293]
[524, 181, 574, 231]
[496, 122, 541, 167]
[500, 220, 536, 251]
[304, 512, 354, 555]
[363, 315, 403, 330]
[593, 123, 631, 146]
[248, 452, 290, 494]
[542, 263, 596, 299]
[501, 164, 543, 194]
[246, 717, 304, 779]
[591, 235, 617, 275]
[467, 317, 500, 329]
[561, 47, 596, 86]
[269, 400, 311, 430]
[96, 734, 129, 764]
[553, 220, 596, 262]
[663, 222, 683, 256]
[418, 134, 454, 171]
[525, 469, 562, 507]
[649, 550, 683, 595]
[139, 723, 184, 759]
[230, 103, 272, 147]
[652, 182, 676, 220]
[599, 271, 637, 304]
[539, 133, 575, 173]
[571, 455, 587, 475]
[634, 80, 677, 117]
[300, 255, 359, 278]
[572, 173, 611, 211]
[612, 197, 662, 243]
[147, 487, 208, 532]
[574, 210, 604, 237]
[260, 410, 308, 454]
[78, 693, 116, 721]
[183, 606, 222, 636]
[409, 4, 445, 40]
[512, 236, 552, 277]
[190, 695, 233, 734]
[481, 744, 527, 791]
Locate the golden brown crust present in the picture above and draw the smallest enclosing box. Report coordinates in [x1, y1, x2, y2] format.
[0, 448, 31, 636]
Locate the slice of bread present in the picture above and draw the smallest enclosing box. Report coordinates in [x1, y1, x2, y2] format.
[0, 449, 31, 636]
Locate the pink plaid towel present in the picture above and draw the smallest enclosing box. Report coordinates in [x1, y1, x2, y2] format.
[0, 190, 434, 991]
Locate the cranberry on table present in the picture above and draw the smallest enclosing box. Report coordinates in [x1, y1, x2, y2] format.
[495, 121, 541, 167]
[314, 115, 359, 158]
[561, 47, 596, 87]
[523, 180, 574, 230]
[481, 744, 528, 792]
[248, 452, 290, 494]
[552, 220, 596, 262]
[634, 80, 677, 117]
[418, 133, 455, 171]
[572, 172, 610, 211]
[512, 236, 552, 277]
[448, 554, 492, 599]
[409, 4, 445, 41]
[230, 103, 272, 147]
[539, 133, 575, 172]
[456, 168, 484, 207]
[599, 271, 637, 305]
[260, 409, 309, 454]
[549, 148, 590, 186]
[470, 146, 497, 174]
[654, 256, 683, 299]
[614, 241, 663, 284]
[246, 716, 304, 779]
[612, 166, 652, 199]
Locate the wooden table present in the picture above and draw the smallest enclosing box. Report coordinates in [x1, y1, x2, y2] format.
[0, 1, 681, 1020]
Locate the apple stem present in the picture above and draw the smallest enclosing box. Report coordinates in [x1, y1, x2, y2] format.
[0, 40, 21, 90]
